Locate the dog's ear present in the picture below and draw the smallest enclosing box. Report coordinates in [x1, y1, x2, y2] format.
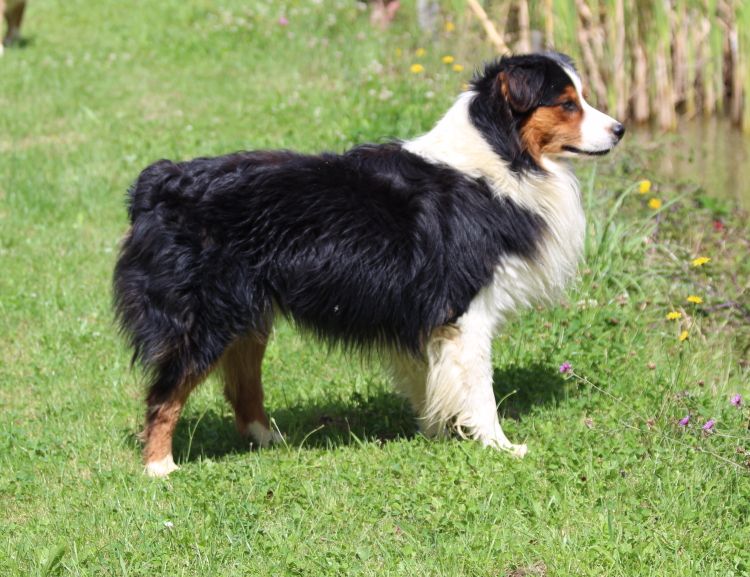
[498, 65, 546, 114]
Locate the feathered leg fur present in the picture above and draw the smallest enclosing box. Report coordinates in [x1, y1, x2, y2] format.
[422, 323, 527, 457]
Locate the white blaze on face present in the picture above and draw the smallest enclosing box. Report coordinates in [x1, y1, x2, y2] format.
[564, 67, 622, 153]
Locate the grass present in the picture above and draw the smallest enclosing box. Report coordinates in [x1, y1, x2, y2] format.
[1, 1, 749, 575]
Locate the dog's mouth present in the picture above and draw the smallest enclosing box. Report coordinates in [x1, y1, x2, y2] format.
[562, 145, 612, 156]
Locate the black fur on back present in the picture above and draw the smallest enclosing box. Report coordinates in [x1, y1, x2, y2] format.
[469, 52, 576, 173]
[113, 143, 546, 397]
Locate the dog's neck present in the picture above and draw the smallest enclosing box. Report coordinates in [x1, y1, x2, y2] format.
[404, 91, 586, 293]
[404, 93, 511, 186]
[404, 92, 573, 198]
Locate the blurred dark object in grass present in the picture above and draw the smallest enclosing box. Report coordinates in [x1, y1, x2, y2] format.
[1, 0, 26, 54]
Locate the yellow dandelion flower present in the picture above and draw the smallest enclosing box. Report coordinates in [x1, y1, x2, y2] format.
[648, 198, 662, 210]
[453, 64, 465, 73]
[445, 21, 456, 32]
[666, 311, 682, 320]
[410, 63, 425, 74]
[638, 180, 652, 194]
[415, 48, 426, 57]
[691, 256, 711, 267]
[461, 81, 470, 91]
[678, 330, 689, 342]
[686, 295, 703, 304]
[442, 55, 455, 64]
[395, 48, 402, 58]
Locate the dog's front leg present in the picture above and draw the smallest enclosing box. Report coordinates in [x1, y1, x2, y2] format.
[424, 321, 527, 458]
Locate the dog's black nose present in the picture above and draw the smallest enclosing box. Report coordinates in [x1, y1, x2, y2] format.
[612, 123, 626, 140]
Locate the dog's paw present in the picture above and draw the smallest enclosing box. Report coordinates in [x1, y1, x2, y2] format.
[247, 420, 284, 448]
[482, 438, 528, 458]
[144, 454, 179, 477]
[504, 443, 528, 458]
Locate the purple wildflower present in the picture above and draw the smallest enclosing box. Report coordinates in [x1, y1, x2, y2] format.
[678, 415, 690, 427]
[559, 362, 572, 374]
[731, 394, 742, 407]
[278, 15, 289, 26]
[702, 418, 716, 432]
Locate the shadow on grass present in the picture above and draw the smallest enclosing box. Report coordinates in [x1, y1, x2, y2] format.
[172, 390, 419, 463]
[492, 362, 570, 419]
[5, 36, 33, 49]
[163, 363, 570, 463]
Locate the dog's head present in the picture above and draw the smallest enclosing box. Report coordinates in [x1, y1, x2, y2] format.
[469, 52, 624, 171]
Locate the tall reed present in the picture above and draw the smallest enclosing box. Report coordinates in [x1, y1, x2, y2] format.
[464, 0, 749, 131]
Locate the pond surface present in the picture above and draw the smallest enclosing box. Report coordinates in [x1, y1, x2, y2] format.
[629, 118, 750, 209]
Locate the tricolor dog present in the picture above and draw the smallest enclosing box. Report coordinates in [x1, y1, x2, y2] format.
[114, 52, 625, 477]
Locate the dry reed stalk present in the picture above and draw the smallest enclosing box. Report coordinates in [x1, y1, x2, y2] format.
[671, 1, 687, 109]
[684, 10, 698, 118]
[613, 0, 627, 119]
[718, 0, 742, 123]
[654, 48, 677, 128]
[701, 16, 717, 115]
[741, 0, 750, 130]
[586, 1, 606, 79]
[544, 0, 554, 49]
[577, 0, 605, 74]
[517, 0, 531, 52]
[728, 27, 742, 124]
[632, 41, 650, 122]
[466, 0, 510, 53]
[653, 0, 677, 128]
[575, 0, 608, 108]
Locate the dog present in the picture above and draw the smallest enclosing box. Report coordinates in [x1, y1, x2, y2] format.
[1, 0, 26, 54]
[114, 52, 624, 477]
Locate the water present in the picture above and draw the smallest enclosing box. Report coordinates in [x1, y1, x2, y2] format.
[629, 118, 750, 209]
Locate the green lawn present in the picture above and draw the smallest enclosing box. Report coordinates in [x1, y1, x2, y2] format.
[1, 1, 749, 575]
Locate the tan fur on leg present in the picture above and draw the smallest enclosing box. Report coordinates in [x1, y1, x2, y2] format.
[143, 375, 201, 477]
[221, 334, 281, 447]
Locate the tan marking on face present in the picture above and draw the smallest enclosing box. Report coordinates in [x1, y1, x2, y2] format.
[520, 85, 583, 163]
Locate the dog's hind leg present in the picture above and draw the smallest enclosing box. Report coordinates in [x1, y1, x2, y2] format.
[221, 334, 282, 448]
[423, 321, 527, 458]
[143, 367, 205, 477]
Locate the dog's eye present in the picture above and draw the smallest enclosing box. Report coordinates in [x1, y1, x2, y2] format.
[561, 100, 579, 113]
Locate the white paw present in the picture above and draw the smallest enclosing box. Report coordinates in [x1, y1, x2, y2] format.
[246, 420, 284, 448]
[482, 438, 528, 458]
[504, 443, 528, 458]
[144, 454, 179, 477]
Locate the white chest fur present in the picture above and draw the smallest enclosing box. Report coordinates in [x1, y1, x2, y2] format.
[404, 92, 586, 331]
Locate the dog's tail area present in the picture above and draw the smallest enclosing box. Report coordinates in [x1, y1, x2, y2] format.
[124, 159, 194, 223]
[113, 160, 210, 396]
